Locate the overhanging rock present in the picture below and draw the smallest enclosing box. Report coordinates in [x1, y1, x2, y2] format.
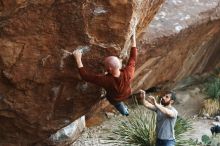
[0, 0, 164, 144]
[133, 0, 220, 91]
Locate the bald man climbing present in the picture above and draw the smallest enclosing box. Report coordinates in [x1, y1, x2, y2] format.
[72, 32, 137, 116]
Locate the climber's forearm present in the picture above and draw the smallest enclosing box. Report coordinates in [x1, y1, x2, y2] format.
[75, 58, 83, 68]
[131, 33, 136, 47]
[73, 50, 83, 68]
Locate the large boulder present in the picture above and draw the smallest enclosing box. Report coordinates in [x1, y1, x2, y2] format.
[133, 0, 220, 91]
[0, 0, 164, 145]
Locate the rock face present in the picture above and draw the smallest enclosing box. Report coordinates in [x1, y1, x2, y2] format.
[0, 0, 164, 145]
[133, 0, 220, 91]
[49, 116, 85, 146]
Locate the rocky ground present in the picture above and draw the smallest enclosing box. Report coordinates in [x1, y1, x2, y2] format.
[72, 83, 219, 146]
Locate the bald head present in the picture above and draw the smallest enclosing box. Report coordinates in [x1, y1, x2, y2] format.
[104, 56, 122, 70]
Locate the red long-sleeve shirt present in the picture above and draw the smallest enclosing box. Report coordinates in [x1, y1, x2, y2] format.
[78, 47, 137, 105]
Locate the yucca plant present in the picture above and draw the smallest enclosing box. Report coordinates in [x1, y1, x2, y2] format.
[103, 108, 156, 146]
[200, 76, 220, 116]
[175, 116, 192, 137]
[205, 77, 220, 100]
[175, 117, 193, 146]
[103, 106, 192, 146]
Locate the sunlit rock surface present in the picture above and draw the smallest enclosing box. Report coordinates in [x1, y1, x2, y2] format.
[133, 0, 220, 91]
[0, 0, 164, 145]
[48, 116, 85, 145]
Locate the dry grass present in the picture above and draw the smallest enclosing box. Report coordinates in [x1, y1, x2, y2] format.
[200, 99, 220, 116]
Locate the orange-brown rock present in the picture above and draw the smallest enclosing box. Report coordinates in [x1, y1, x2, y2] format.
[133, 0, 220, 91]
[0, 0, 164, 145]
